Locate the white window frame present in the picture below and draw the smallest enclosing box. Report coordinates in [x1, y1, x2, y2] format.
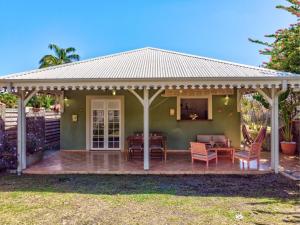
[176, 94, 213, 120]
[86, 95, 125, 151]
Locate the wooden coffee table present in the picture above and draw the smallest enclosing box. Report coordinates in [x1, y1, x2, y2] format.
[210, 147, 235, 164]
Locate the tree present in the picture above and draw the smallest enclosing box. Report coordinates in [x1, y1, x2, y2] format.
[249, 0, 300, 73]
[248, 0, 300, 144]
[39, 44, 80, 68]
[249, 0, 300, 103]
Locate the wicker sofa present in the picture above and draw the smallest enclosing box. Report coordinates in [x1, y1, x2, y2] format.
[196, 134, 229, 148]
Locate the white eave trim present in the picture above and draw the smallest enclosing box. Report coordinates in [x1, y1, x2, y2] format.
[0, 79, 298, 91]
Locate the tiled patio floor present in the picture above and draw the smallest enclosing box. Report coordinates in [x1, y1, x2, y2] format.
[24, 150, 279, 175]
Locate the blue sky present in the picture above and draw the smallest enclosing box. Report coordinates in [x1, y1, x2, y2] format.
[0, 0, 295, 75]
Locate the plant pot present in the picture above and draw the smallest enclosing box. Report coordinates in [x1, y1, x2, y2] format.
[280, 141, 297, 155]
[32, 108, 41, 112]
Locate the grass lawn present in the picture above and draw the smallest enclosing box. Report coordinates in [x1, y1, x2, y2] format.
[0, 174, 299, 225]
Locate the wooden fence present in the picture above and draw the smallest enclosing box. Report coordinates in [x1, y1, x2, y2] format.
[45, 111, 61, 149]
[0, 106, 60, 153]
[4, 108, 18, 147]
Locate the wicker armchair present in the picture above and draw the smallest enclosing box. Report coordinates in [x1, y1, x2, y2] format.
[190, 142, 217, 168]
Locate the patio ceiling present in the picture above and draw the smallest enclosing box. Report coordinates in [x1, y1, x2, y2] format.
[0, 47, 299, 91]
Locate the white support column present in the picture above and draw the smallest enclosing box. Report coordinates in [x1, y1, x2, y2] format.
[143, 88, 150, 170]
[17, 91, 26, 174]
[270, 87, 276, 170]
[16, 89, 37, 174]
[270, 81, 287, 173]
[17, 96, 22, 174]
[129, 87, 164, 170]
[256, 87, 279, 172]
[274, 93, 280, 173]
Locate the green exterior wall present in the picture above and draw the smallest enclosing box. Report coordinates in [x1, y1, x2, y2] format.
[61, 90, 241, 150]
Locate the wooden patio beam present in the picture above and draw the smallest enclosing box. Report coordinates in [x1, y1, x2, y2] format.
[24, 89, 38, 105]
[128, 89, 144, 105]
[149, 88, 164, 106]
[256, 88, 273, 106]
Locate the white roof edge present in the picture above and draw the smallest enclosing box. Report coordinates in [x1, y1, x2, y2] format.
[3, 76, 298, 83]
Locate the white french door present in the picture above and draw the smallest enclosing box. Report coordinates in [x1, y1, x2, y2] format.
[91, 99, 121, 150]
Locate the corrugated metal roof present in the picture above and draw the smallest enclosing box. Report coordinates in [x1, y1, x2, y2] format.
[1, 47, 298, 81]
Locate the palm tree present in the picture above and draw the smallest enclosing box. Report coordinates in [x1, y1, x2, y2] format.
[39, 44, 80, 68]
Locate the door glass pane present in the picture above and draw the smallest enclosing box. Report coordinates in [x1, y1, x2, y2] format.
[114, 142, 119, 148]
[107, 109, 120, 149]
[92, 109, 104, 149]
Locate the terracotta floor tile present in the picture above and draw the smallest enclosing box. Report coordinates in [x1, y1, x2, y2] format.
[23, 150, 300, 175]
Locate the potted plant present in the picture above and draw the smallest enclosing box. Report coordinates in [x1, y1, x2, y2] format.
[28, 95, 42, 112]
[280, 90, 299, 155]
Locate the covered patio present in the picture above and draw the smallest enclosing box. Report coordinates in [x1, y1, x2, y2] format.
[23, 150, 273, 175]
[0, 47, 299, 175]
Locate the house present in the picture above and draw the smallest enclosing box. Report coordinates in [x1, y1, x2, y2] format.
[0, 47, 299, 174]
